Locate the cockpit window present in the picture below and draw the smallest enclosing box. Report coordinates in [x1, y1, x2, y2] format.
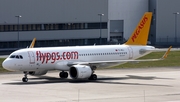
[9, 55, 23, 59]
[10, 55, 16, 58]
[16, 55, 19, 59]
[20, 55, 23, 59]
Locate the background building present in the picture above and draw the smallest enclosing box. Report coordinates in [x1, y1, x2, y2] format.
[149, 0, 180, 46]
[0, 0, 148, 48]
[0, 0, 180, 50]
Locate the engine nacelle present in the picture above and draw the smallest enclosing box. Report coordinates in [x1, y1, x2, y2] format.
[29, 70, 48, 76]
[69, 65, 92, 79]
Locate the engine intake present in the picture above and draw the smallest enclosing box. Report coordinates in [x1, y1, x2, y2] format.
[70, 65, 92, 79]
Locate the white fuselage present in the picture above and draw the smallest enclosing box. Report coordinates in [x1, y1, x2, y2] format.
[2, 45, 155, 72]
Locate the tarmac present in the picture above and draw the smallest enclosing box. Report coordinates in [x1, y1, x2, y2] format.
[0, 67, 180, 102]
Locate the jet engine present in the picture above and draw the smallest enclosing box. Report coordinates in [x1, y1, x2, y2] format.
[69, 65, 92, 79]
[29, 70, 48, 76]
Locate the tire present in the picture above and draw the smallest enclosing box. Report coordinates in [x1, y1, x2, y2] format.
[59, 72, 68, 78]
[22, 77, 28, 82]
[91, 74, 97, 80]
[89, 74, 97, 80]
[59, 72, 64, 78]
[64, 72, 68, 78]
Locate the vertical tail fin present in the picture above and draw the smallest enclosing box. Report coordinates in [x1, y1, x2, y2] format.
[29, 38, 36, 48]
[125, 12, 152, 45]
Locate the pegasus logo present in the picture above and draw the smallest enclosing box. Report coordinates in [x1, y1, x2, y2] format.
[131, 15, 148, 42]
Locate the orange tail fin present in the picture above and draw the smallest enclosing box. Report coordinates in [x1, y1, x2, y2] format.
[125, 12, 152, 45]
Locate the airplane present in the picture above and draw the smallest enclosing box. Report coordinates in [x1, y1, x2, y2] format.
[2, 12, 172, 82]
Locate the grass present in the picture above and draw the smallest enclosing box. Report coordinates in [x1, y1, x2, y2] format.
[0, 58, 7, 72]
[0, 51, 179, 73]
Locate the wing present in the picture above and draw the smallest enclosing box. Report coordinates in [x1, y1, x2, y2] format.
[69, 46, 172, 65]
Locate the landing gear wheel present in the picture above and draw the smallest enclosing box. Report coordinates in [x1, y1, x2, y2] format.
[89, 74, 97, 80]
[22, 77, 28, 82]
[64, 72, 68, 78]
[59, 72, 68, 78]
[59, 72, 64, 78]
[92, 74, 97, 80]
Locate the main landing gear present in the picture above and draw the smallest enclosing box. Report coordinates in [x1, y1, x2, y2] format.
[22, 71, 28, 82]
[59, 71, 68, 78]
[88, 74, 97, 80]
[89, 66, 97, 80]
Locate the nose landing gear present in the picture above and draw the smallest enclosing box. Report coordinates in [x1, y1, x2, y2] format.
[22, 72, 28, 82]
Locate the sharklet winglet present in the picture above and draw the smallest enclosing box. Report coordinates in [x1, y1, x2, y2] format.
[161, 46, 172, 59]
[29, 38, 36, 48]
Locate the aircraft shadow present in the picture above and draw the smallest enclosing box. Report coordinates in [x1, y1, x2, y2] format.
[3, 75, 173, 87]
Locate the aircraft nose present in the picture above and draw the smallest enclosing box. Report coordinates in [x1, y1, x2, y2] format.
[2, 59, 12, 71]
